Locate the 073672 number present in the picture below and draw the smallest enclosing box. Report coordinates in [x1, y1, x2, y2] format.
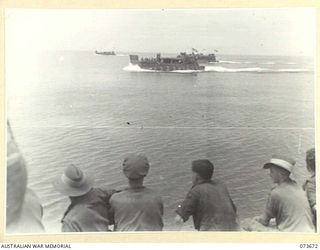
[300, 244, 319, 248]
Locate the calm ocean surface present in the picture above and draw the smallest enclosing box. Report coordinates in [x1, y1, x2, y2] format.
[7, 51, 315, 232]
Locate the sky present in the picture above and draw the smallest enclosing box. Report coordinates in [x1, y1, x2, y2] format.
[5, 8, 316, 56]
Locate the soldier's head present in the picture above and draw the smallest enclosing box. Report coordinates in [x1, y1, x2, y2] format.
[122, 154, 150, 187]
[306, 148, 315, 174]
[263, 155, 295, 184]
[191, 159, 214, 185]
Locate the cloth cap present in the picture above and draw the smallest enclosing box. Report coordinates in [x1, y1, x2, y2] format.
[263, 155, 296, 173]
[122, 154, 150, 179]
[52, 165, 94, 197]
[192, 159, 214, 180]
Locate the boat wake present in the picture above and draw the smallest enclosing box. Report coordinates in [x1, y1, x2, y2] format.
[218, 60, 253, 64]
[123, 64, 310, 74]
[204, 66, 311, 73]
[217, 60, 299, 65]
[123, 64, 154, 72]
[259, 62, 276, 65]
[123, 64, 203, 73]
[276, 68, 310, 72]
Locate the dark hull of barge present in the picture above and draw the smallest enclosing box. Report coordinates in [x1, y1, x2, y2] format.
[129, 54, 205, 72]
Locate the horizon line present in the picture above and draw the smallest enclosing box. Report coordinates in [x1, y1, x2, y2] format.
[24, 49, 314, 58]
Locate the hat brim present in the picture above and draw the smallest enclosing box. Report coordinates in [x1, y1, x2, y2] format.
[263, 163, 276, 169]
[263, 162, 291, 173]
[52, 174, 94, 197]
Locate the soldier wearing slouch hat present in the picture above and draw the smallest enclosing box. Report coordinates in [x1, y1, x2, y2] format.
[256, 155, 315, 232]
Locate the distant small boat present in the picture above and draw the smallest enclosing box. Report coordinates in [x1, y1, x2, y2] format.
[95, 50, 116, 55]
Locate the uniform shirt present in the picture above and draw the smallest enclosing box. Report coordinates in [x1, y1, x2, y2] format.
[7, 121, 45, 233]
[109, 186, 163, 231]
[7, 188, 45, 233]
[61, 188, 115, 232]
[176, 179, 239, 231]
[264, 179, 315, 232]
[7, 120, 28, 227]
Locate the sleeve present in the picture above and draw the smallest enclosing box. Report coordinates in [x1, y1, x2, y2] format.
[108, 195, 116, 226]
[263, 190, 278, 223]
[158, 196, 164, 216]
[63, 209, 110, 232]
[231, 198, 237, 213]
[99, 188, 120, 225]
[223, 183, 237, 213]
[98, 188, 119, 200]
[176, 188, 198, 222]
[61, 220, 81, 232]
[108, 205, 115, 226]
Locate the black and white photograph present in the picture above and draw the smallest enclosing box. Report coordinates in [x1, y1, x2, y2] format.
[5, 8, 316, 234]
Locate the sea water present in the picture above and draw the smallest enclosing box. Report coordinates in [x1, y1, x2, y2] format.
[6, 51, 315, 231]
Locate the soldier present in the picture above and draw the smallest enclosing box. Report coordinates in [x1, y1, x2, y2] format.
[175, 159, 239, 231]
[256, 155, 315, 232]
[53, 165, 115, 232]
[109, 154, 164, 231]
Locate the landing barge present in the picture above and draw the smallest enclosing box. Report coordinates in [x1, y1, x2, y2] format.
[129, 53, 205, 72]
[95, 50, 116, 55]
